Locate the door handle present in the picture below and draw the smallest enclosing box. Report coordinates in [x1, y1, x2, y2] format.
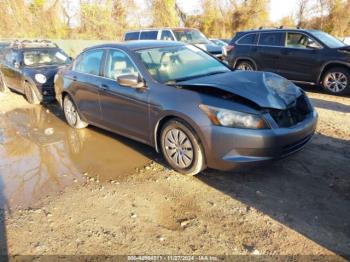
[100, 84, 109, 90]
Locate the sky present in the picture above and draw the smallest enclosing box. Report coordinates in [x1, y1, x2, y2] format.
[177, 0, 300, 22]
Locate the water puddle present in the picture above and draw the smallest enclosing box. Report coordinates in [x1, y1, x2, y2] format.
[0, 105, 153, 210]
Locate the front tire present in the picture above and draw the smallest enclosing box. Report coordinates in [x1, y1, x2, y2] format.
[322, 67, 350, 95]
[160, 119, 206, 176]
[0, 73, 8, 93]
[235, 60, 255, 71]
[24, 82, 40, 104]
[63, 95, 88, 129]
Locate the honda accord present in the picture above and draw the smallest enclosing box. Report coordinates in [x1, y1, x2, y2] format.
[55, 41, 318, 175]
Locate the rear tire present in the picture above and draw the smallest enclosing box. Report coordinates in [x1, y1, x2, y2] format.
[235, 60, 255, 71]
[321, 67, 350, 95]
[0, 73, 8, 93]
[63, 95, 88, 129]
[160, 119, 206, 176]
[24, 82, 40, 104]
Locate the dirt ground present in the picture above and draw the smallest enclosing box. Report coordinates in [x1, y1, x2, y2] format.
[0, 88, 349, 259]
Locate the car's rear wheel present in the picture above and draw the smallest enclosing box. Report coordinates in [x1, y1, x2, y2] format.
[235, 60, 255, 71]
[0, 73, 8, 93]
[24, 82, 40, 104]
[63, 95, 88, 129]
[322, 67, 350, 95]
[160, 119, 205, 176]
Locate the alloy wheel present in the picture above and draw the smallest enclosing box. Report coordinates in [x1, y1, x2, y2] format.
[64, 97, 78, 127]
[324, 72, 348, 93]
[164, 128, 194, 169]
[237, 62, 254, 71]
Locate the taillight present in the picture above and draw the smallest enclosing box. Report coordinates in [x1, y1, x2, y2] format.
[223, 45, 234, 56]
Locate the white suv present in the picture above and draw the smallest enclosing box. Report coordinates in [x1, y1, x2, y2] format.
[124, 28, 223, 59]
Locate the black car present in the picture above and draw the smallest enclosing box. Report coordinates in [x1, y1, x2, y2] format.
[55, 41, 317, 175]
[0, 40, 72, 104]
[226, 28, 350, 95]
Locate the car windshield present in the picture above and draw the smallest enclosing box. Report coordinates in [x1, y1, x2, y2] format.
[173, 29, 210, 45]
[311, 31, 346, 48]
[137, 45, 230, 84]
[23, 49, 69, 66]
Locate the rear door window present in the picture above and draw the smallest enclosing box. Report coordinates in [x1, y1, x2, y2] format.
[160, 30, 174, 41]
[124, 32, 140, 41]
[258, 32, 284, 47]
[140, 31, 158, 40]
[74, 49, 104, 76]
[237, 33, 257, 45]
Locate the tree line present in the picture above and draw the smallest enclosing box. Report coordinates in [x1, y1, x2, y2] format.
[0, 0, 349, 40]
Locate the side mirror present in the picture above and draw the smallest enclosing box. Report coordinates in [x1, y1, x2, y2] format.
[117, 74, 146, 89]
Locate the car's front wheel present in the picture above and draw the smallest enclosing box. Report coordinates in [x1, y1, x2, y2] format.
[160, 119, 205, 176]
[63, 95, 88, 129]
[24, 82, 40, 104]
[0, 73, 8, 93]
[322, 67, 350, 95]
[235, 60, 255, 71]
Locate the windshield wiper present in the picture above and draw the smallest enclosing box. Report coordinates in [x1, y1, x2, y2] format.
[165, 71, 228, 85]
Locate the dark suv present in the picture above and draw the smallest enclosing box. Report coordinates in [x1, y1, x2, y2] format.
[0, 40, 71, 104]
[226, 28, 350, 95]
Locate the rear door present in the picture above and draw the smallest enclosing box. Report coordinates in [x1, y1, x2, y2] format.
[98, 48, 150, 143]
[277, 32, 323, 82]
[254, 32, 285, 72]
[68, 49, 105, 124]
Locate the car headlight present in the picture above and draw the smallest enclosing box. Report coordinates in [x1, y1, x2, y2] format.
[35, 74, 47, 84]
[199, 105, 269, 129]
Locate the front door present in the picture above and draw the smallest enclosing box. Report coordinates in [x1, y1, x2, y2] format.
[277, 32, 322, 82]
[98, 49, 150, 144]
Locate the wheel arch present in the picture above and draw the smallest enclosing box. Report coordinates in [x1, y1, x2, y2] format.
[153, 113, 207, 162]
[61, 91, 89, 123]
[23, 77, 42, 100]
[233, 57, 258, 70]
[318, 61, 350, 83]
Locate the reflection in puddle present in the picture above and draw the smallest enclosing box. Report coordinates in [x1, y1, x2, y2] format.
[0, 105, 153, 209]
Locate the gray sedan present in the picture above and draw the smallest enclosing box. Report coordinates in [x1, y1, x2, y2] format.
[54, 41, 318, 175]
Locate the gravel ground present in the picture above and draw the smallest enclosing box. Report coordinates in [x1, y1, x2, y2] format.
[0, 89, 349, 259]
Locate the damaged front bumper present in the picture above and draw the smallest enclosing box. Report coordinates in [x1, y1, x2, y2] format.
[201, 110, 318, 171]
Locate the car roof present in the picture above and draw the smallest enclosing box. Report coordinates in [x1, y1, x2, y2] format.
[237, 28, 321, 34]
[84, 40, 185, 52]
[125, 27, 198, 33]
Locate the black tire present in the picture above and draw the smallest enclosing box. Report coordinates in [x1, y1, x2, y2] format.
[160, 119, 206, 176]
[235, 60, 255, 71]
[321, 67, 350, 95]
[24, 81, 40, 104]
[0, 73, 8, 93]
[63, 95, 88, 129]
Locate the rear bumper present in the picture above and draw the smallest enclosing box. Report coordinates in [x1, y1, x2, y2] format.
[202, 110, 318, 171]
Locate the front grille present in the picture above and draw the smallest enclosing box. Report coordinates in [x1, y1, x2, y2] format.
[269, 95, 312, 128]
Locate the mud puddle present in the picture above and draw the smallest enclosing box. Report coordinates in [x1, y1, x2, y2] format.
[0, 105, 153, 210]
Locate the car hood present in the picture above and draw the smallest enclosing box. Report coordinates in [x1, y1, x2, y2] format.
[338, 45, 350, 54]
[177, 71, 302, 110]
[25, 65, 67, 82]
[195, 43, 222, 54]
